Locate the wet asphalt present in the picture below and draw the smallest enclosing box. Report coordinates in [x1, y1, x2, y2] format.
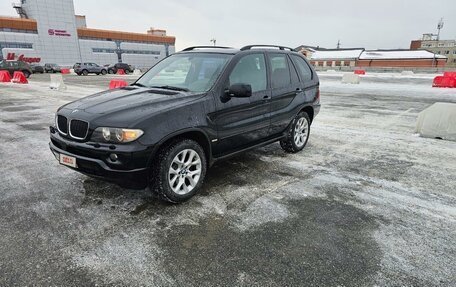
[0, 72, 455, 286]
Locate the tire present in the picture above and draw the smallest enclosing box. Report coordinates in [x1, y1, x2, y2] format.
[22, 70, 31, 78]
[82, 70, 89, 76]
[108, 69, 114, 74]
[101, 69, 107, 75]
[151, 139, 207, 203]
[125, 69, 130, 74]
[280, 111, 311, 153]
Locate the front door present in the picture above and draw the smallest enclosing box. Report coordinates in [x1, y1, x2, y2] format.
[212, 53, 271, 156]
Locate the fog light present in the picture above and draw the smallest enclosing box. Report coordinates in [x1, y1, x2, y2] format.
[110, 153, 118, 162]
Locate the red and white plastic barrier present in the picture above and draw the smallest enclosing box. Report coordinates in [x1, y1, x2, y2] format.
[433, 71, 456, 88]
[109, 79, 128, 89]
[61, 68, 70, 74]
[0, 70, 11, 82]
[11, 71, 28, 84]
[354, 69, 366, 75]
[117, 69, 126, 75]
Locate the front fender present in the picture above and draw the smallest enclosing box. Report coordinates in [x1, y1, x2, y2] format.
[137, 94, 216, 146]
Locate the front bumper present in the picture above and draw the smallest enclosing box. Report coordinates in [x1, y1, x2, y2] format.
[49, 127, 152, 189]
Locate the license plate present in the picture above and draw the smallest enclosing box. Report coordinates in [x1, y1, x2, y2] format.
[59, 154, 77, 168]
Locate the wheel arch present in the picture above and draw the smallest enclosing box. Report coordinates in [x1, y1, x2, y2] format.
[147, 128, 213, 168]
[299, 105, 314, 124]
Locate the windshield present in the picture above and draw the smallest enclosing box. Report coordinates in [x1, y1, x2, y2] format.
[136, 53, 232, 92]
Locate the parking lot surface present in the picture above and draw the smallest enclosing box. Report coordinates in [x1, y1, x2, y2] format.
[1, 72, 455, 286]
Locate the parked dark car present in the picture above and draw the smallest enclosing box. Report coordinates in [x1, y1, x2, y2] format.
[50, 45, 320, 203]
[108, 63, 133, 74]
[0, 60, 32, 78]
[44, 63, 61, 73]
[31, 64, 44, 74]
[74, 62, 107, 76]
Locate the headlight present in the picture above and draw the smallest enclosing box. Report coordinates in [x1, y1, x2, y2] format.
[91, 127, 144, 143]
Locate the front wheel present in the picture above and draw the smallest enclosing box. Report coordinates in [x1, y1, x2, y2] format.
[280, 112, 311, 153]
[101, 69, 107, 75]
[151, 139, 207, 203]
[82, 70, 89, 76]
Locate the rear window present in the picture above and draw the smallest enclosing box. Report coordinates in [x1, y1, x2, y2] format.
[291, 55, 313, 82]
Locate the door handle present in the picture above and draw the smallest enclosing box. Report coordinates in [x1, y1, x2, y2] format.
[263, 95, 271, 100]
[296, 88, 303, 92]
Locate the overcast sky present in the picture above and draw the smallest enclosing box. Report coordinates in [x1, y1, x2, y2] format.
[1, 0, 455, 50]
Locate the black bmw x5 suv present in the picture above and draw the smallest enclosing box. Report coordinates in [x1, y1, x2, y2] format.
[50, 45, 320, 203]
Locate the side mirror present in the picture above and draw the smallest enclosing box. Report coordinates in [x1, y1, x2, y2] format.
[222, 84, 252, 102]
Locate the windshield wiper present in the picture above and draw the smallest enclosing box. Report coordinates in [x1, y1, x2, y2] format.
[150, 85, 190, 92]
[131, 82, 147, 87]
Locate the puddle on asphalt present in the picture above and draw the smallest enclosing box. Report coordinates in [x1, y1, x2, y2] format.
[18, 123, 48, 131]
[160, 198, 382, 286]
[2, 105, 38, 112]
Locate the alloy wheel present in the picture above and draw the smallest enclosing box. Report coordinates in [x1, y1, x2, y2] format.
[168, 149, 202, 195]
[294, 117, 308, 148]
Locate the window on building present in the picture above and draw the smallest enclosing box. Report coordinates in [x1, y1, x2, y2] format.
[0, 42, 33, 49]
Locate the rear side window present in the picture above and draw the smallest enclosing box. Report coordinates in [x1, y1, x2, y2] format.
[269, 53, 291, 89]
[229, 53, 267, 92]
[291, 55, 312, 82]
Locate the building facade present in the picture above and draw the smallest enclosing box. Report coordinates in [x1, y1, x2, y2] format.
[0, 0, 175, 68]
[308, 48, 364, 68]
[410, 34, 456, 67]
[357, 50, 447, 68]
[296, 45, 447, 68]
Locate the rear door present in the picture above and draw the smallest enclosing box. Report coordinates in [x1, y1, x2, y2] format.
[289, 54, 319, 109]
[267, 52, 302, 135]
[212, 52, 272, 156]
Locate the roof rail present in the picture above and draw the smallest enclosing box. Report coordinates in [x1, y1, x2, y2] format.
[182, 46, 234, 51]
[240, 45, 295, 51]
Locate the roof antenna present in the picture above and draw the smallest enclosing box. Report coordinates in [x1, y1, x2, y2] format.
[437, 18, 444, 41]
[210, 38, 217, 46]
[337, 40, 341, 49]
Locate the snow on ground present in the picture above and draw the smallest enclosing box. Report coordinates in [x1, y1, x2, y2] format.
[0, 72, 455, 286]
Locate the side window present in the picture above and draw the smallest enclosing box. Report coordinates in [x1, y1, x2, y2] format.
[291, 55, 313, 82]
[288, 57, 300, 84]
[229, 53, 267, 92]
[269, 53, 291, 89]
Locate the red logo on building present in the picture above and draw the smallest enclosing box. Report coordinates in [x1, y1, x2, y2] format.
[6, 53, 41, 63]
[48, 29, 71, 37]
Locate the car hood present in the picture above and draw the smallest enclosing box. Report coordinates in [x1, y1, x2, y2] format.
[59, 87, 204, 127]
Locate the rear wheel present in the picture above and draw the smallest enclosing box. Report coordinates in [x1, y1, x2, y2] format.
[151, 139, 207, 203]
[101, 69, 107, 75]
[82, 70, 89, 76]
[280, 112, 311, 153]
[108, 69, 114, 74]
